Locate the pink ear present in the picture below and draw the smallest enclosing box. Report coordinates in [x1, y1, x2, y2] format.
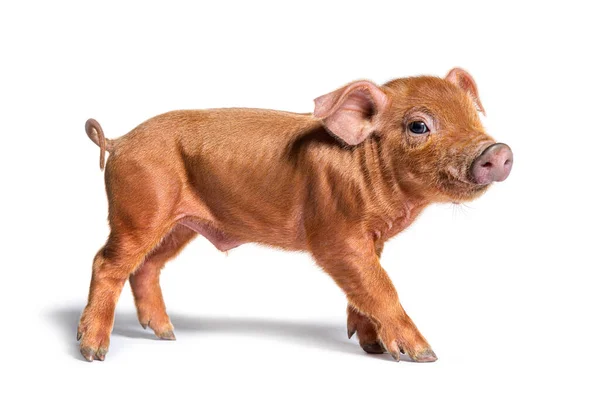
[445, 68, 486, 115]
[313, 81, 388, 145]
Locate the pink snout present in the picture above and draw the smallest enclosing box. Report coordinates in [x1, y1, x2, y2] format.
[470, 143, 513, 185]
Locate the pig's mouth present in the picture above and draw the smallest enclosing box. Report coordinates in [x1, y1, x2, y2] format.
[437, 166, 489, 202]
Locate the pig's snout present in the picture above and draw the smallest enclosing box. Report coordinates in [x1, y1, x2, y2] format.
[470, 143, 513, 185]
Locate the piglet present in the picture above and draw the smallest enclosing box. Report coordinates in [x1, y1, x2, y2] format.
[78, 68, 512, 362]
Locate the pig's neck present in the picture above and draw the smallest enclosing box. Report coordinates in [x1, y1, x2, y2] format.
[356, 136, 430, 242]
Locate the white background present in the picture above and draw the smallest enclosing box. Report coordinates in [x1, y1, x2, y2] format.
[1, 1, 598, 396]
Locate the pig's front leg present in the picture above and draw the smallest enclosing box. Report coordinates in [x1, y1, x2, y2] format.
[346, 240, 386, 354]
[347, 304, 385, 353]
[309, 234, 437, 362]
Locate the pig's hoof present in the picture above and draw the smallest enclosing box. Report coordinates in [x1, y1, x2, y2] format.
[146, 322, 176, 340]
[384, 339, 436, 363]
[77, 320, 111, 361]
[137, 312, 176, 341]
[411, 348, 438, 363]
[79, 344, 109, 362]
[361, 342, 385, 354]
[347, 305, 384, 355]
[158, 330, 176, 340]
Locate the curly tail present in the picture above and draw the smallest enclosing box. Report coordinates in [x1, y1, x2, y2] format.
[85, 118, 113, 170]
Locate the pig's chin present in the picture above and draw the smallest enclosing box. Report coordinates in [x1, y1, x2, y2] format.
[436, 174, 489, 203]
[454, 184, 489, 203]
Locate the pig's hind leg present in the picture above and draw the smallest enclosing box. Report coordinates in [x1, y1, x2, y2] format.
[129, 224, 197, 340]
[77, 226, 174, 361]
[78, 157, 186, 361]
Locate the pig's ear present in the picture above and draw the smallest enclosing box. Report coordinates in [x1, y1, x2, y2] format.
[313, 81, 388, 145]
[445, 68, 486, 116]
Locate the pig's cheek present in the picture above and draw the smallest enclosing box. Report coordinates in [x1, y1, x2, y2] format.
[403, 133, 430, 149]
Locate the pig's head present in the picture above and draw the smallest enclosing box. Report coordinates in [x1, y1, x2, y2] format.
[313, 68, 512, 203]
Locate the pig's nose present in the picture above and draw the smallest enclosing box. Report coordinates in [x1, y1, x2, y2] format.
[470, 143, 513, 185]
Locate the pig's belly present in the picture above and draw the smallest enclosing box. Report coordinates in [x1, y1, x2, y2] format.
[178, 217, 245, 252]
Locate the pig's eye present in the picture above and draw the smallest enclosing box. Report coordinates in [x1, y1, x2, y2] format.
[408, 121, 429, 134]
